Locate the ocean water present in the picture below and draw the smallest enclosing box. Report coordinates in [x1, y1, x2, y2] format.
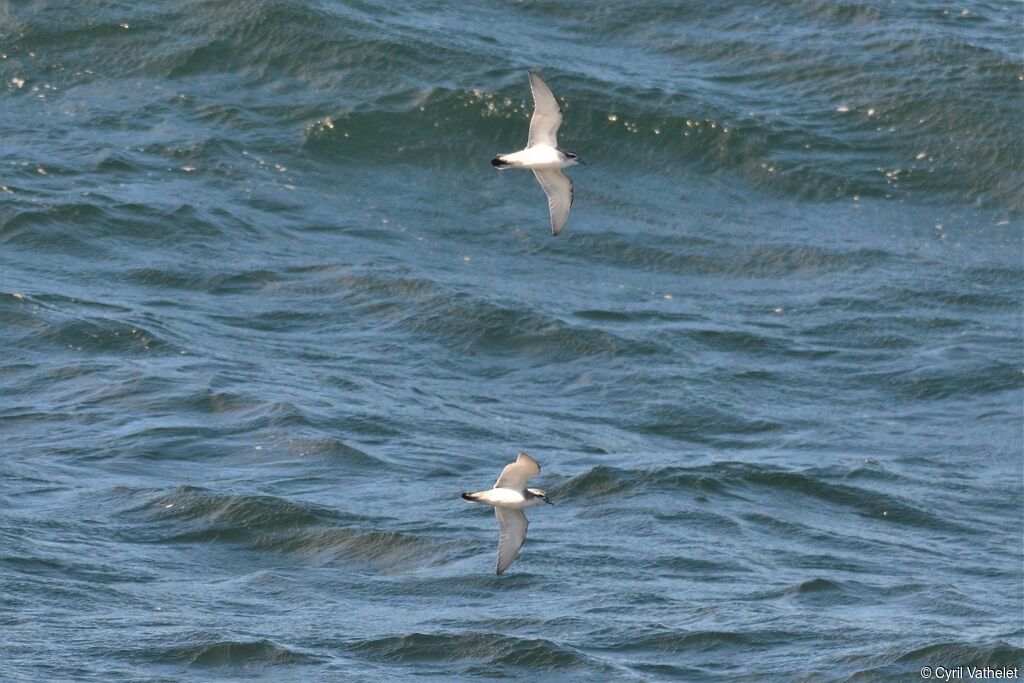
[2, 0, 1022, 680]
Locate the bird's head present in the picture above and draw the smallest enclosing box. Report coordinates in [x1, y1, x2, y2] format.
[527, 488, 553, 505]
[562, 150, 585, 167]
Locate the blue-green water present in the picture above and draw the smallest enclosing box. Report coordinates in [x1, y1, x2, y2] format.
[2, 1, 1022, 680]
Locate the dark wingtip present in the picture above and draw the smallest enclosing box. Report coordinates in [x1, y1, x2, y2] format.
[461, 492, 474, 501]
[490, 157, 508, 168]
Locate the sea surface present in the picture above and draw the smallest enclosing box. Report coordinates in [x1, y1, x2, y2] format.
[2, 1, 1022, 681]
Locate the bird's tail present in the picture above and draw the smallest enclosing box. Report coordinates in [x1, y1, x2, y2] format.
[461, 492, 479, 501]
[490, 156, 512, 169]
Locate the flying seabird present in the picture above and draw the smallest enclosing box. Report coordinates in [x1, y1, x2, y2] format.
[490, 72, 584, 236]
[461, 452, 552, 574]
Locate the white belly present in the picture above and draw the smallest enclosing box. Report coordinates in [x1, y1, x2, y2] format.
[500, 145, 568, 170]
[469, 488, 531, 508]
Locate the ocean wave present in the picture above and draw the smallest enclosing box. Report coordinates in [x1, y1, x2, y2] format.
[126, 265, 283, 293]
[2, 2, 1020, 680]
[1, 199, 228, 251]
[556, 230, 896, 279]
[896, 641, 1024, 668]
[852, 359, 1023, 401]
[133, 485, 334, 533]
[874, 284, 1022, 313]
[556, 466, 636, 500]
[346, 631, 605, 670]
[144, 636, 323, 666]
[845, 640, 1024, 681]
[253, 527, 453, 570]
[303, 69, 1022, 208]
[599, 628, 788, 653]
[126, 486, 449, 570]
[556, 462, 968, 532]
[742, 577, 884, 607]
[327, 268, 664, 361]
[634, 401, 784, 446]
[1, 291, 170, 357]
[556, 463, 743, 501]
[5, 0, 1019, 211]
